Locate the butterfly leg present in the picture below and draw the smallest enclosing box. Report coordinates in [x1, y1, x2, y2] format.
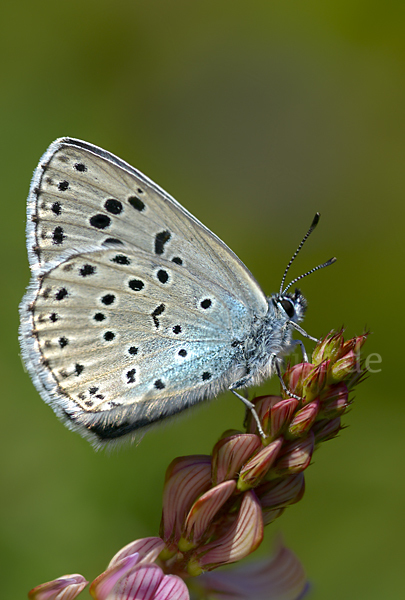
[272, 355, 301, 401]
[290, 339, 309, 363]
[288, 321, 319, 343]
[229, 388, 266, 438]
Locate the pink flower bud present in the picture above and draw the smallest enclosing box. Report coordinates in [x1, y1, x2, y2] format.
[160, 456, 212, 547]
[195, 491, 264, 571]
[90, 553, 140, 599]
[270, 398, 299, 438]
[237, 438, 283, 491]
[287, 401, 319, 439]
[257, 473, 305, 510]
[313, 418, 342, 444]
[180, 480, 237, 549]
[302, 361, 329, 403]
[28, 575, 88, 600]
[246, 396, 281, 436]
[341, 333, 368, 357]
[327, 333, 369, 385]
[211, 433, 261, 485]
[329, 350, 358, 383]
[319, 383, 350, 418]
[274, 432, 315, 476]
[107, 537, 166, 568]
[340, 337, 356, 355]
[312, 328, 345, 365]
[90, 558, 189, 600]
[353, 333, 368, 353]
[282, 363, 313, 398]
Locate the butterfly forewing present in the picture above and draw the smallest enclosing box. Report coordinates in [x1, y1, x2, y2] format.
[28, 138, 267, 314]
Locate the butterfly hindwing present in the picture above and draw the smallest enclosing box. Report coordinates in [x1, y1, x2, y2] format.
[22, 244, 252, 444]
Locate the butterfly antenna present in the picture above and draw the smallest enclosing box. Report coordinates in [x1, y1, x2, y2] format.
[282, 256, 336, 295]
[279, 212, 321, 295]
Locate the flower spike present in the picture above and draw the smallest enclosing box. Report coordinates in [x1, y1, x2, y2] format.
[29, 330, 369, 600]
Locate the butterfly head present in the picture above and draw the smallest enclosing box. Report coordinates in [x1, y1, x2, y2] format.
[272, 288, 307, 324]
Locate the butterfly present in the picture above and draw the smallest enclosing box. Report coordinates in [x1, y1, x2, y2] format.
[19, 138, 335, 448]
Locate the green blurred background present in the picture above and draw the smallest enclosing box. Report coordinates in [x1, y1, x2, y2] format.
[1, 1, 404, 598]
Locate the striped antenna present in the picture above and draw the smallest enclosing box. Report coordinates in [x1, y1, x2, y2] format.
[282, 257, 336, 295]
[279, 212, 320, 295]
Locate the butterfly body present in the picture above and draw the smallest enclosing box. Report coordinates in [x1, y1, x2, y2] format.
[20, 138, 309, 447]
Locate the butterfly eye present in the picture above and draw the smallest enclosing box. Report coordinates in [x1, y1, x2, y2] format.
[280, 299, 295, 318]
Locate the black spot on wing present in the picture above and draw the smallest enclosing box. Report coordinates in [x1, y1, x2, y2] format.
[129, 196, 145, 212]
[55, 288, 68, 301]
[103, 238, 124, 246]
[126, 368, 136, 384]
[75, 363, 84, 376]
[79, 264, 96, 277]
[128, 279, 144, 291]
[58, 337, 68, 348]
[111, 254, 130, 265]
[90, 214, 111, 229]
[51, 202, 62, 215]
[200, 298, 212, 309]
[151, 304, 165, 328]
[155, 230, 171, 255]
[101, 294, 115, 305]
[104, 199, 123, 215]
[52, 226, 66, 245]
[157, 269, 169, 284]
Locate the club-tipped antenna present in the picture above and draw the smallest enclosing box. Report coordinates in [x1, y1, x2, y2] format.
[279, 212, 321, 295]
[282, 256, 336, 295]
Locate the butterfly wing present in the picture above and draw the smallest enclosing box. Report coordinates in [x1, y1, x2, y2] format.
[20, 138, 268, 446]
[26, 138, 266, 309]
